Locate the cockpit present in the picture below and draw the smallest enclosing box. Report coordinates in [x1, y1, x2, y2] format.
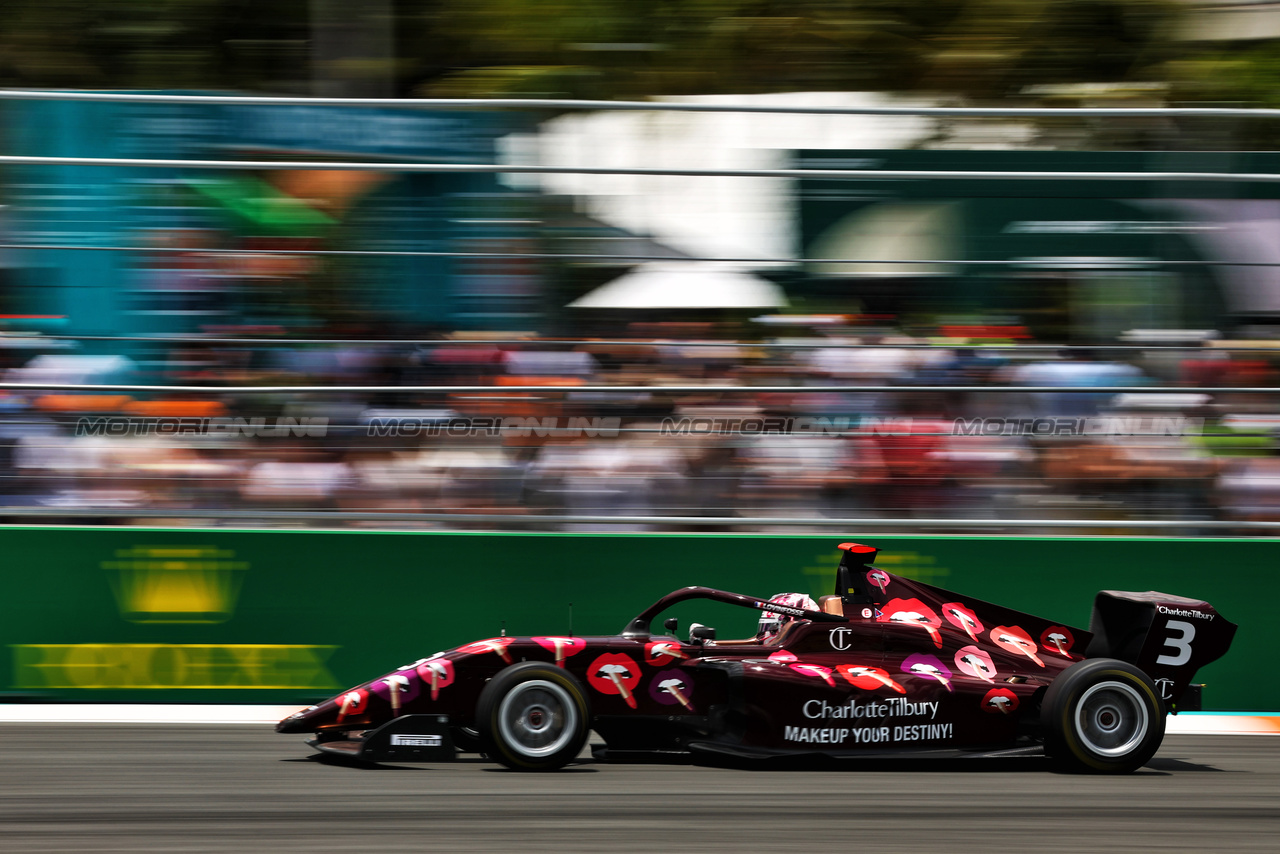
[623, 543, 881, 646]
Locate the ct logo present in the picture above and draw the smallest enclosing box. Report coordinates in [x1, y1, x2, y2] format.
[829, 627, 854, 651]
[1154, 677, 1175, 700]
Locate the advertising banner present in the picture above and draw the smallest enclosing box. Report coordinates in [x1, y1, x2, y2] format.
[0, 527, 1268, 710]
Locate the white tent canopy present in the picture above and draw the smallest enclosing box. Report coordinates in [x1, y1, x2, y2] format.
[809, 201, 962, 278]
[568, 262, 788, 309]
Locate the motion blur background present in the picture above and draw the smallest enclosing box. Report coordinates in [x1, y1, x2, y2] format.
[6, 0, 1280, 536]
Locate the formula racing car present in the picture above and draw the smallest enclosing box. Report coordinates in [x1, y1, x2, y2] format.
[278, 542, 1236, 773]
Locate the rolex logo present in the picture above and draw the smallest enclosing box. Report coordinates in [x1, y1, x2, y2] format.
[103, 546, 248, 624]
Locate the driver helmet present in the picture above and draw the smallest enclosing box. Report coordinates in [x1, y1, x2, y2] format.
[757, 592, 818, 642]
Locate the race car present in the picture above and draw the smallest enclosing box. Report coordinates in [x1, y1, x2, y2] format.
[277, 542, 1236, 773]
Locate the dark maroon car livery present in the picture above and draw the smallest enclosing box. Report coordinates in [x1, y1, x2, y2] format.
[278, 542, 1236, 773]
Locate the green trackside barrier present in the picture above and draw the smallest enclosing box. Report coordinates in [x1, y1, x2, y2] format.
[0, 527, 1268, 710]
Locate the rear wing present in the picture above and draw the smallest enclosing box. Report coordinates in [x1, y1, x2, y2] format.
[1085, 591, 1237, 711]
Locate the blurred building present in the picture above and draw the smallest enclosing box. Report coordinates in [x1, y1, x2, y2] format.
[0, 95, 539, 338]
[796, 149, 1239, 340]
[508, 92, 1280, 340]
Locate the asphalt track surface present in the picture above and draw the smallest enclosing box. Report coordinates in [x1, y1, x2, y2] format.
[0, 726, 1276, 853]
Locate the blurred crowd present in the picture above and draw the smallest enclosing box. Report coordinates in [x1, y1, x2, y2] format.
[2, 324, 1278, 534]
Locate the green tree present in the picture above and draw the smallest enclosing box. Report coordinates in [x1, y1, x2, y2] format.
[0, 0, 1248, 115]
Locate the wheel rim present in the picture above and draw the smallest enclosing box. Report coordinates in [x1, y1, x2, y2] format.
[496, 679, 578, 759]
[1075, 681, 1149, 758]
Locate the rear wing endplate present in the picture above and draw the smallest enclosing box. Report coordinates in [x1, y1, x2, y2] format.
[1086, 590, 1237, 710]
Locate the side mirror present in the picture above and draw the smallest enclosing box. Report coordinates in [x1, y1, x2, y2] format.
[663, 617, 679, 634]
[689, 623, 716, 644]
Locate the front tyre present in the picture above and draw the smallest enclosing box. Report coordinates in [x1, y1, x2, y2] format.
[476, 662, 591, 771]
[450, 726, 482, 753]
[1041, 658, 1165, 774]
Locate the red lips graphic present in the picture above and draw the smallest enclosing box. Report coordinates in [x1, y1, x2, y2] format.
[588, 653, 641, 709]
[789, 663, 836, 686]
[649, 670, 695, 710]
[901, 654, 954, 692]
[415, 656, 456, 700]
[459, 637, 514, 664]
[381, 675, 412, 715]
[982, 687, 1020, 715]
[942, 602, 984, 642]
[644, 640, 689, 666]
[1040, 626, 1077, 660]
[336, 688, 369, 723]
[991, 626, 1044, 667]
[866, 569, 891, 595]
[768, 650, 798, 663]
[533, 636, 586, 667]
[880, 598, 943, 648]
[954, 645, 998, 683]
[836, 664, 906, 693]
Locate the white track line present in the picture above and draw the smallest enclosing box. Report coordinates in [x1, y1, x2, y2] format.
[1167, 713, 1280, 736]
[0, 705, 303, 724]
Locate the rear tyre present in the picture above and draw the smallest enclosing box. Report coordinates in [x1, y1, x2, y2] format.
[1041, 658, 1165, 774]
[476, 662, 590, 771]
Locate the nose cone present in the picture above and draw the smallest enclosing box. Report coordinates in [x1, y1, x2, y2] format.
[276, 700, 339, 733]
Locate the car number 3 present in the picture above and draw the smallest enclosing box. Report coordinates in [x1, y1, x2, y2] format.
[1156, 619, 1195, 666]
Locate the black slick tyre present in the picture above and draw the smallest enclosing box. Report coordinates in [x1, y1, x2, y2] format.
[476, 662, 591, 771]
[1041, 658, 1165, 774]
